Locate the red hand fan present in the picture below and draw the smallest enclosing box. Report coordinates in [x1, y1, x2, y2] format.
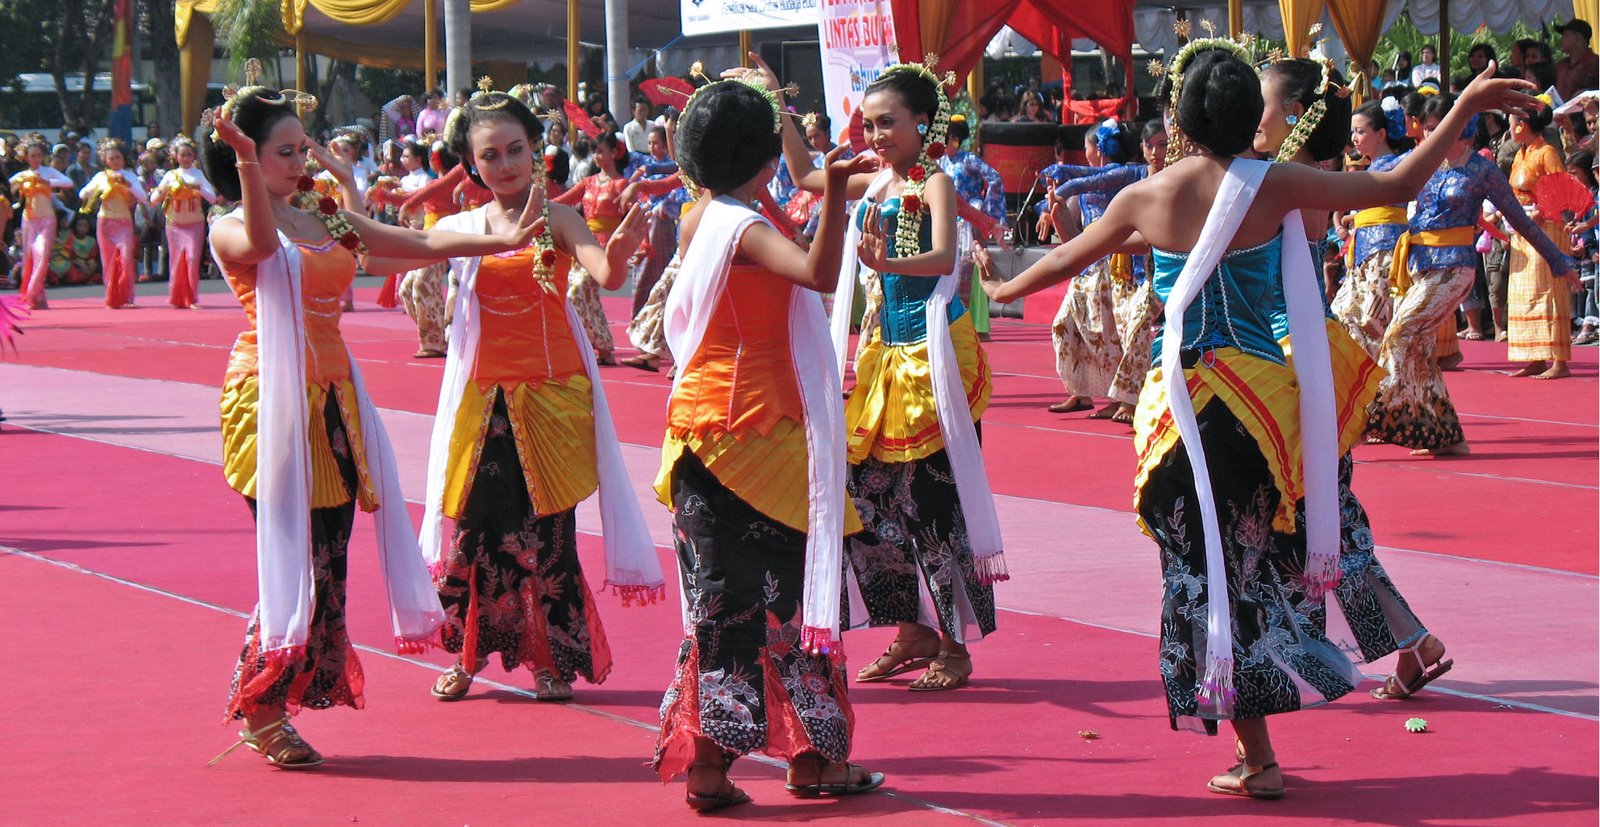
[562, 101, 604, 140]
[1535, 172, 1594, 221]
[639, 77, 695, 108]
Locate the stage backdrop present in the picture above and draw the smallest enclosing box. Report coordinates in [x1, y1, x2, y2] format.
[816, 0, 897, 148]
[682, 0, 819, 37]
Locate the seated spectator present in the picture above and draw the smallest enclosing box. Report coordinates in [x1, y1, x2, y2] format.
[49, 215, 99, 286]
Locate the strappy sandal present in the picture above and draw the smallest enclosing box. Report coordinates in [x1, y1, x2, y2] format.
[855, 633, 940, 683]
[908, 651, 972, 692]
[686, 762, 752, 812]
[1207, 761, 1285, 799]
[785, 761, 886, 798]
[1370, 636, 1453, 700]
[533, 670, 574, 702]
[1110, 403, 1136, 425]
[208, 717, 323, 770]
[1087, 401, 1120, 419]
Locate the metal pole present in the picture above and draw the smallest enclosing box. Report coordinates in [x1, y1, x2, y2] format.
[605, 0, 630, 123]
[424, 0, 438, 92]
[1228, 0, 1244, 39]
[567, 0, 579, 103]
[740, 29, 752, 67]
[1437, 0, 1450, 80]
[444, 0, 471, 103]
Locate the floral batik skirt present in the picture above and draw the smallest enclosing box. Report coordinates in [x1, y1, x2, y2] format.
[626, 254, 677, 359]
[436, 393, 613, 685]
[1331, 250, 1396, 361]
[1366, 266, 1474, 451]
[844, 449, 997, 644]
[1051, 258, 1122, 398]
[654, 451, 854, 779]
[1139, 397, 1359, 731]
[566, 261, 614, 355]
[1109, 279, 1159, 405]
[226, 391, 365, 721]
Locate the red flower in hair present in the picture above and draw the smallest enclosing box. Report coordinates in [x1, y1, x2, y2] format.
[540, 249, 557, 267]
[339, 233, 361, 250]
[318, 197, 338, 215]
[907, 165, 926, 182]
[902, 194, 922, 213]
[926, 141, 946, 160]
[544, 155, 556, 174]
[296, 175, 316, 192]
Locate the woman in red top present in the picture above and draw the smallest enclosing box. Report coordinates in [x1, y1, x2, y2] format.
[553, 131, 633, 364]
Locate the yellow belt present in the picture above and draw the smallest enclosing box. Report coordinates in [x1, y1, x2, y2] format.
[1389, 226, 1475, 296]
[587, 216, 621, 236]
[1344, 206, 1408, 268]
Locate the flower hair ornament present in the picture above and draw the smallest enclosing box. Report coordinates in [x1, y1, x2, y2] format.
[1094, 118, 1123, 160]
[1380, 96, 1408, 138]
[676, 62, 792, 201]
[876, 54, 956, 261]
[1157, 27, 1256, 165]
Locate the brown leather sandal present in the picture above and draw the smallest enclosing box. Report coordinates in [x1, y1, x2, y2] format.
[908, 651, 972, 691]
[686, 762, 752, 812]
[855, 633, 940, 683]
[1207, 761, 1285, 799]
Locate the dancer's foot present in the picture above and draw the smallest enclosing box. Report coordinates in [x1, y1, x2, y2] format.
[908, 651, 972, 691]
[209, 711, 322, 770]
[1437, 351, 1464, 371]
[619, 353, 659, 372]
[1508, 361, 1548, 377]
[533, 670, 573, 701]
[686, 763, 751, 812]
[1110, 403, 1136, 425]
[1047, 396, 1093, 414]
[856, 630, 940, 683]
[1371, 634, 1453, 700]
[413, 348, 446, 359]
[785, 758, 886, 798]
[1087, 400, 1121, 419]
[1532, 362, 1571, 380]
[1410, 441, 1469, 457]
[1206, 762, 1284, 799]
[595, 350, 616, 366]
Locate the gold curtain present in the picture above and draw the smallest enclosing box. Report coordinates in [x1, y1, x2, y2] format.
[1278, 0, 1327, 58]
[915, 0, 960, 59]
[174, 0, 224, 47]
[1327, 0, 1384, 103]
[1578, 0, 1600, 51]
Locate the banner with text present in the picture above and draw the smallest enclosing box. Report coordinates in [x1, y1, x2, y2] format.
[817, 0, 896, 148]
[681, 0, 819, 37]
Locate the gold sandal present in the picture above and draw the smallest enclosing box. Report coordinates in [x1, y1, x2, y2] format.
[908, 651, 972, 692]
[208, 717, 323, 770]
[533, 670, 573, 702]
[432, 663, 475, 701]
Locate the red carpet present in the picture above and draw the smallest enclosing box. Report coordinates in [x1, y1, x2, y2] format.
[5, 291, 1596, 823]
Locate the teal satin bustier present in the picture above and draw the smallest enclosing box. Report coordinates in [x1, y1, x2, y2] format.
[857, 196, 965, 346]
[1150, 233, 1287, 366]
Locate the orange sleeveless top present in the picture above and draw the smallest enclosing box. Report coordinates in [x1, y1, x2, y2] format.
[655, 264, 859, 534]
[443, 245, 598, 518]
[218, 237, 374, 509]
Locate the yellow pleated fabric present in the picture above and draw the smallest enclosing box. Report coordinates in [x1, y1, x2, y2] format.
[219, 376, 377, 511]
[444, 377, 599, 519]
[1132, 319, 1382, 536]
[847, 313, 991, 464]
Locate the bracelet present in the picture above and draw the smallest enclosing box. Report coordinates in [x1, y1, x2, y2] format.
[237, 160, 261, 167]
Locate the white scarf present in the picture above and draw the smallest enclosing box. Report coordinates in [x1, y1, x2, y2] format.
[830, 171, 1006, 581]
[210, 212, 445, 657]
[1157, 159, 1340, 714]
[421, 206, 663, 601]
[668, 196, 848, 653]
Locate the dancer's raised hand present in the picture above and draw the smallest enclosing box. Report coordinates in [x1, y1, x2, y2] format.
[857, 200, 890, 271]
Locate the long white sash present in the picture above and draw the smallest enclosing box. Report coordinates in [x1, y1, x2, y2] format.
[830, 171, 1006, 581]
[421, 207, 663, 602]
[211, 212, 444, 658]
[1157, 159, 1339, 715]
[667, 196, 848, 654]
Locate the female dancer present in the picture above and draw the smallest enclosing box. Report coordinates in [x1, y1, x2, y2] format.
[414, 90, 662, 703]
[201, 79, 544, 770]
[1045, 119, 1171, 423]
[1258, 58, 1451, 701]
[9, 138, 76, 308]
[1506, 101, 1582, 378]
[1040, 122, 1137, 416]
[150, 137, 218, 308]
[654, 73, 881, 812]
[553, 131, 631, 364]
[775, 57, 1007, 692]
[78, 139, 149, 308]
[1333, 98, 1412, 358]
[984, 45, 1532, 798]
[1367, 93, 1577, 455]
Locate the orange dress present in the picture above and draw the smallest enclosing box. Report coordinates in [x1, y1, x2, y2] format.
[1506, 141, 1573, 362]
[442, 245, 598, 518]
[218, 237, 377, 510]
[654, 263, 860, 534]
